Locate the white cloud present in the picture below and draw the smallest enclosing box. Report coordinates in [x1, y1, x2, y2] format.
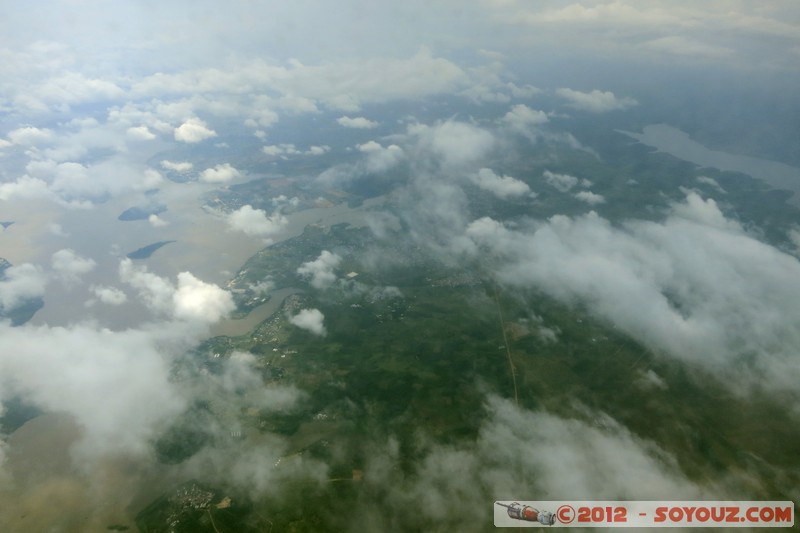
[306, 145, 330, 156]
[574, 190, 606, 205]
[271, 195, 300, 208]
[278, 94, 319, 114]
[636, 369, 668, 391]
[246, 102, 280, 128]
[507, 82, 542, 98]
[90, 285, 127, 306]
[200, 163, 241, 183]
[412, 120, 494, 168]
[263, 143, 330, 158]
[248, 280, 274, 296]
[174, 117, 217, 143]
[130, 49, 469, 111]
[478, 396, 710, 500]
[160, 160, 193, 172]
[8, 126, 53, 145]
[0, 176, 53, 202]
[262, 145, 282, 156]
[669, 191, 739, 231]
[26, 72, 125, 109]
[215, 351, 302, 409]
[119, 259, 233, 324]
[360, 141, 404, 173]
[357, 141, 383, 153]
[47, 161, 90, 196]
[358, 395, 712, 531]
[297, 251, 342, 290]
[337, 116, 379, 129]
[142, 169, 163, 188]
[284, 48, 469, 107]
[0, 304, 306, 507]
[26, 116, 125, 164]
[290, 308, 327, 336]
[388, 120, 502, 256]
[148, 213, 169, 227]
[48, 223, 68, 237]
[501, 103, 549, 130]
[555, 88, 638, 113]
[460, 83, 511, 104]
[645, 36, 734, 59]
[15, 155, 166, 204]
[486, 1, 799, 68]
[0, 321, 187, 458]
[696, 175, 726, 194]
[543, 170, 579, 192]
[126, 125, 156, 141]
[326, 94, 361, 112]
[51, 249, 96, 285]
[471, 168, 531, 199]
[465, 193, 800, 400]
[226, 205, 288, 238]
[317, 140, 405, 186]
[172, 272, 236, 323]
[118, 259, 175, 315]
[0, 139, 12, 149]
[262, 143, 300, 157]
[506, 1, 687, 27]
[0, 263, 46, 311]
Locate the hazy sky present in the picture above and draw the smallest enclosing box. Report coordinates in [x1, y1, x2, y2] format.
[2, 1, 799, 104]
[2, 1, 799, 68]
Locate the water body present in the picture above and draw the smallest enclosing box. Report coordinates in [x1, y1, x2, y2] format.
[19, 179, 385, 328]
[210, 287, 303, 337]
[0, 413, 179, 531]
[618, 124, 800, 205]
[206, 196, 386, 336]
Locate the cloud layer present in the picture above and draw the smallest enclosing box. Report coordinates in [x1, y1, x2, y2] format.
[354, 395, 712, 531]
[0, 263, 46, 311]
[465, 193, 800, 400]
[290, 308, 327, 336]
[555, 88, 638, 113]
[297, 251, 342, 289]
[472, 168, 531, 199]
[119, 259, 234, 324]
[226, 205, 288, 238]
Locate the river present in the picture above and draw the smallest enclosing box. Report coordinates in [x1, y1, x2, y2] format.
[617, 124, 800, 205]
[19, 178, 385, 329]
[209, 287, 303, 337]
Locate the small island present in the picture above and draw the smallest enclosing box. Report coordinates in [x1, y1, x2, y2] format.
[118, 206, 166, 221]
[126, 241, 176, 260]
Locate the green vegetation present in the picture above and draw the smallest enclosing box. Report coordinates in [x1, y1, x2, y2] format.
[136, 127, 800, 531]
[153, 402, 215, 464]
[136, 482, 263, 533]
